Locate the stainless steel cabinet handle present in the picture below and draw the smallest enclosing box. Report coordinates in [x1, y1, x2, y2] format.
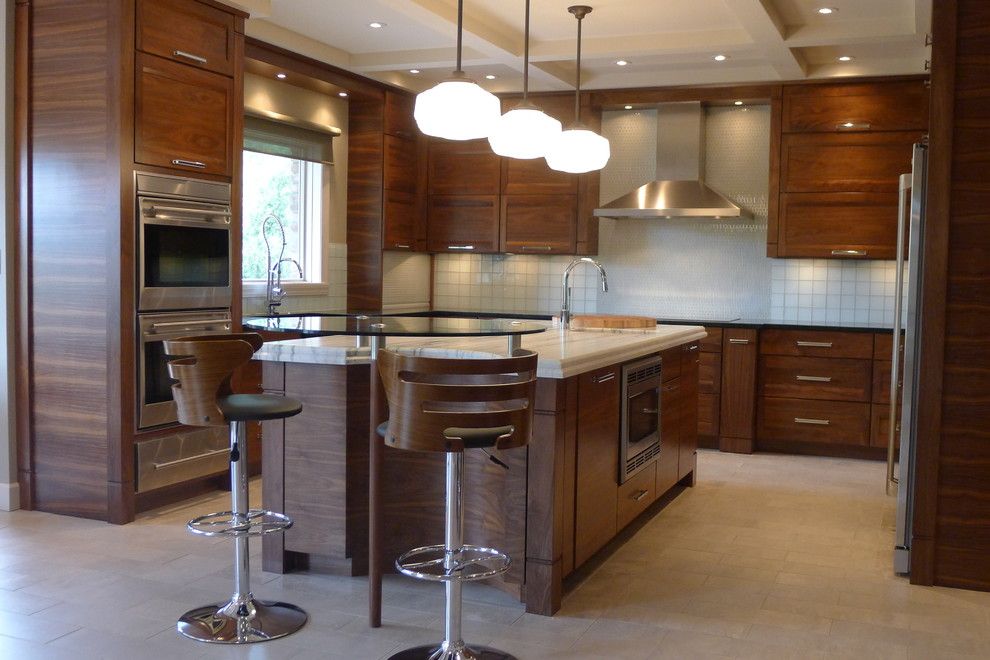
[641, 408, 659, 415]
[593, 372, 615, 384]
[393, 244, 411, 249]
[831, 249, 867, 257]
[173, 49, 208, 65]
[448, 245, 475, 250]
[632, 489, 649, 502]
[172, 159, 207, 169]
[796, 341, 832, 348]
[520, 246, 553, 251]
[153, 448, 228, 470]
[794, 417, 830, 426]
[151, 319, 231, 331]
[728, 338, 750, 345]
[835, 122, 871, 130]
[796, 375, 832, 382]
[686, 344, 699, 351]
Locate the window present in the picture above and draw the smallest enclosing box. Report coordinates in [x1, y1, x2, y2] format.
[241, 114, 336, 294]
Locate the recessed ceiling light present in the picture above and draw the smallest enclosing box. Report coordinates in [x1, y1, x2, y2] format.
[338, 91, 349, 97]
[817, 7, 836, 15]
[409, 69, 420, 74]
[838, 55, 853, 62]
[713, 54, 728, 62]
[485, 74, 496, 80]
[624, 105, 633, 110]
[368, 21, 386, 28]
[734, 101, 743, 106]
[275, 72, 287, 79]
[616, 60, 629, 66]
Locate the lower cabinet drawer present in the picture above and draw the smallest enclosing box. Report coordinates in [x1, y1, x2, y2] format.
[758, 397, 871, 445]
[699, 392, 719, 437]
[759, 355, 872, 402]
[760, 328, 874, 359]
[618, 461, 656, 530]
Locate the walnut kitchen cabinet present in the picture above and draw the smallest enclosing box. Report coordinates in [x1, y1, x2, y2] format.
[574, 365, 620, 568]
[136, 0, 236, 76]
[769, 79, 928, 259]
[656, 347, 682, 494]
[382, 90, 425, 251]
[500, 194, 577, 254]
[679, 341, 700, 482]
[719, 328, 758, 453]
[427, 140, 501, 252]
[698, 327, 722, 445]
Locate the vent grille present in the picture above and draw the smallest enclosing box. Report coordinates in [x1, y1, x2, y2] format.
[626, 362, 661, 385]
[625, 441, 660, 476]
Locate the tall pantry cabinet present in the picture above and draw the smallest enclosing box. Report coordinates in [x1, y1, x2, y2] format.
[15, 0, 246, 522]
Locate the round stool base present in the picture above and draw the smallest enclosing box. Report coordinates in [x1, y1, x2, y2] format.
[177, 599, 307, 644]
[387, 643, 517, 660]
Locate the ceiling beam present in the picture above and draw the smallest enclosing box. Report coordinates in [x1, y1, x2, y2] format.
[528, 29, 755, 62]
[723, 0, 807, 79]
[785, 16, 918, 47]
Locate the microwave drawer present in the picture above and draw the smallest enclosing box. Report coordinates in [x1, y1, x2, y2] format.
[758, 397, 870, 446]
[135, 426, 229, 492]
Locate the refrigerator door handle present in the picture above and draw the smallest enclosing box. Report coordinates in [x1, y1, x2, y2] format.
[887, 173, 911, 495]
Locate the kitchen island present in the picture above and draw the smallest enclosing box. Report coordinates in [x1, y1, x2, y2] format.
[254, 323, 706, 616]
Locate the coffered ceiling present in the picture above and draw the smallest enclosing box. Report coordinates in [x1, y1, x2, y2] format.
[229, 0, 931, 92]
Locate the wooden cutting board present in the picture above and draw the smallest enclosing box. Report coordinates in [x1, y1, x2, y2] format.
[568, 314, 657, 330]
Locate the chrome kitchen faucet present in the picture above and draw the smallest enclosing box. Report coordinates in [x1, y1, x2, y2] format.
[560, 257, 608, 329]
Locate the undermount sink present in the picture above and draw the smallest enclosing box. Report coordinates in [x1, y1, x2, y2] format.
[568, 314, 657, 330]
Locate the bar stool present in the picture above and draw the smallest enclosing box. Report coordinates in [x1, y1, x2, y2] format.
[164, 333, 308, 644]
[377, 347, 538, 660]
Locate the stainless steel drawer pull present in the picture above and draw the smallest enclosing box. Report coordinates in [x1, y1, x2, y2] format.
[393, 244, 411, 249]
[796, 375, 833, 382]
[796, 341, 833, 348]
[153, 448, 229, 470]
[172, 159, 207, 169]
[632, 489, 649, 502]
[835, 122, 871, 130]
[641, 408, 659, 415]
[687, 345, 699, 351]
[831, 249, 867, 257]
[794, 417, 830, 426]
[593, 372, 616, 384]
[151, 319, 231, 331]
[173, 49, 208, 65]
[728, 338, 751, 345]
[520, 246, 553, 251]
[448, 245, 475, 250]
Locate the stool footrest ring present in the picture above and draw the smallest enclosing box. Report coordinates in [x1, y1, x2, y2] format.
[395, 544, 510, 582]
[187, 509, 293, 537]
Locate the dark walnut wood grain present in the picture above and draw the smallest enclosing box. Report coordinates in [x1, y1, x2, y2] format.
[134, 52, 233, 176]
[759, 355, 873, 403]
[617, 462, 656, 530]
[382, 189, 418, 250]
[384, 135, 416, 194]
[500, 194, 577, 254]
[679, 342, 699, 482]
[574, 366, 620, 568]
[699, 327, 723, 353]
[760, 328, 874, 359]
[782, 80, 929, 133]
[777, 192, 900, 259]
[428, 139, 501, 196]
[345, 96, 385, 311]
[427, 195, 500, 253]
[719, 328, 758, 453]
[780, 131, 921, 194]
[136, 0, 236, 76]
[656, 378, 681, 494]
[758, 397, 871, 446]
[501, 156, 578, 196]
[384, 89, 417, 139]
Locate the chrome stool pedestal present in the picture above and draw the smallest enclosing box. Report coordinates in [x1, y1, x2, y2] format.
[177, 420, 307, 644]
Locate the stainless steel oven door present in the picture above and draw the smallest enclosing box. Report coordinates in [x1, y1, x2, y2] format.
[138, 195, 232, 311]
[138, 310, 231, 429]
[620, 355, 663, 483]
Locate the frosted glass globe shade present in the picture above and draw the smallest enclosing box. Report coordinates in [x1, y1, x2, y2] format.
[545, 128, 611, 173]
[413, 80, 501, 141]
[488, 107, 563, 159]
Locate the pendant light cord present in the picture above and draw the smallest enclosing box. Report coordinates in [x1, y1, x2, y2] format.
[456, 0, 464, 74]
[574, 11, 583, 122]
[523, 0, 530, 101]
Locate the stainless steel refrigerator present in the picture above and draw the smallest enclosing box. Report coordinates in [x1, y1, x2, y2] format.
[888, 141, 928, 574]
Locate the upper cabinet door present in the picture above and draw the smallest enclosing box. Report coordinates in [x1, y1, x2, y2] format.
[782, 81, 929, 133]
[500, 194, 577, 254]
[136, 0, 236, 77]
[135, 53, 233, 177]
[502, 157, 578, 196]
[384, 91, 418, 139]
[780, 132, 920, 193]
[384, 136, 417, 194]
[427, 195, 500, 253]
[428, 140, 501, 195]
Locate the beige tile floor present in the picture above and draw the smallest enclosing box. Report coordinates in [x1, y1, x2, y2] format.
[2, 450, 990, 659]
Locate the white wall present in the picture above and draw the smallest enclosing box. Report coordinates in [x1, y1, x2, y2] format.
[2, 0, 19, 510]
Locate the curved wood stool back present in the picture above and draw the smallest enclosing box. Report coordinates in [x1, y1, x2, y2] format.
[164, 333, 263, 427]
[377, 348, 538, 452]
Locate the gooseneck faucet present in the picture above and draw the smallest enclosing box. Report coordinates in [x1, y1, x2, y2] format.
[263, 214, 304, 317]
[560, 257, 608, 329]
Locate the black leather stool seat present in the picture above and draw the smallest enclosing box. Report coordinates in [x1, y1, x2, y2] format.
[220, 394, 303, 422]
[376, 421, 514, 449]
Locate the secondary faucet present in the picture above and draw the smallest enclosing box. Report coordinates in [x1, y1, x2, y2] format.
[560, 257, 608, 329]
[267, 257, 303, 317]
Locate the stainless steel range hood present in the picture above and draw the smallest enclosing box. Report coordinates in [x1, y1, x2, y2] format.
[594, 102, 752, 219]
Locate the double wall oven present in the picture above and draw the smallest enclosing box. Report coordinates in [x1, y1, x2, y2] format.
[135, 172, 234, 493]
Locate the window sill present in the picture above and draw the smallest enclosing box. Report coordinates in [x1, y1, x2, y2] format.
[243, 281, 331, 298]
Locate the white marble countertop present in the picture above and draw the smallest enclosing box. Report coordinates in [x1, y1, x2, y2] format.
[254, 324, 708, 379]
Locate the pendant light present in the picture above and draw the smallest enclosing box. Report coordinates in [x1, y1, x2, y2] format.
[545, 5, 610, 173]
[487, 0, 562, 159]
[414, 0, 501, 141]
